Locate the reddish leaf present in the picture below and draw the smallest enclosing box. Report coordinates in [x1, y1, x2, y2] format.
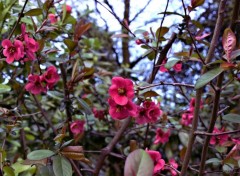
[195, 33, 211, 40]
[191, 0, 205, 9]
[222, 28, 236, 62]
[74, 21, 92, 41]
[124, 149, 154, 176]
[111, 33, 129, 38]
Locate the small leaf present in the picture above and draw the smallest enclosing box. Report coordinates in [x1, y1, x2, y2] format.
[52, 155, 72, 176]
[0, 84, 11, 93]
[124, 149, 154, 176]
[25, 8, 42, 16]
[76, 97, 92, 115]
[155, 27, 169, 40]
[142, 90, 159, 98]
[206, 158, 221, 165]
[222, 28, 236, 61]
[223, 49, 240, 60]
[165, 58, 180, 69]
[222, 114, 240, 123]
[64, 39, 77, 52]
[195, 67, 224, 89]
[3, 166, 15, 176]
[191, 0, 205, 8]
[27, 150, 55, 160]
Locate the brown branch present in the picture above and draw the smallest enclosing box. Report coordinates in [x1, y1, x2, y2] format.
[32, 95, 57, 135]
[195, 128, 240, 136]
[180, 1, 227, 175]
[20, 129, 27, 159]
[122, 0, 130, 65]
[93, 33, 177, 175]
[138, 82, 194, 90]
[69, 159, 83, 176]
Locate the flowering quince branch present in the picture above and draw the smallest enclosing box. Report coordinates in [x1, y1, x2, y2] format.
[180, 0, 228, 175]
[194, 129, 240, 136]
[137, 82, 194, 90]
[93, 32, 177, 176]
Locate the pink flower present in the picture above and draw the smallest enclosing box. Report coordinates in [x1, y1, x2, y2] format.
[2, 39, 24, 64]
[135, 101, 162, 124]
[189, 98, 203, 112]
[109, 77, 134, 105]
[181, 110, 194, 126]
[25, 74, 46, 94]
[168, 159, 178, 176]
[41, 66, 60, 89]
[210, 127, 229, 146]
[108, 98, 137, 120]
[146, 149, 165, 174]
[63, 5, 72, 13]
[154, 128, 171, 144]
[159, 58, 182, 72]
[93, 108, 105, 120]
[18, 24, 39, 61]
[70, 120, 85, 135]
[48, 13, 57, 24]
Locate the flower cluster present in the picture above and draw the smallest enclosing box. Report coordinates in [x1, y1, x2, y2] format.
[181, 98, 203, 126]
[108, 77, 137, 120]
[70, 120, 85, 135]
[135, 101, 162, 124]
[93, 108, 105, 120]
[48, 4, 72, 24]
[25, 66, 60, 94]
[2, 24, 39, 64]
[159, 58, 182, 72]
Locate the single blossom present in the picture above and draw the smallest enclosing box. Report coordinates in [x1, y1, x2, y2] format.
[109, 77, 134, 105]
[154, 128, 171, 144]
[48, 13, 58, 24]
[181, 110, 194, 126]
[25, 74, 46, 94]
[41, 66, 60, 89]
[70, 120, 85, 135]
[2, 39, 24, 63]
[168, 159, 178, 176]
[210, 127, 229, 146]
[108, 98, 137, 120]
[146, 149, 165, 174]
[63, 5, 72, 13]
[135, 101, 162, 124]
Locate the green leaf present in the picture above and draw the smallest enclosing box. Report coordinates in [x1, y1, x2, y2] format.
[206, 158, 221, 165]
[3, 166, 15, 176]
[124, 149, 154, 176]
[195, 67, 224, 89]
[64, 39, 77, 52]
[222, 114, 240, 123]
[223, 49, 240, 60]
[191, 0, 205, 8]
[25, 8, 42, 16]
[52, 155, 72, 176]
[165, 58, 180, 69]
[76, 97, 92, 115]
[27, 150, 55, 160]
[0, 84, 11, 93]
[142, 90, 159, 98]
[155, 27, 169, 40]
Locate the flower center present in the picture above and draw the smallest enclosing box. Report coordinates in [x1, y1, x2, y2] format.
[116, 105, 122, 112]
[9, 46, 16, 54]
[118, 88, 125, 95]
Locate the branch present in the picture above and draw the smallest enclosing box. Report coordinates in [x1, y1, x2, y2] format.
[180, 1, 227, 175]
[138, 82, 194, 90]
[129, 0, 152, 24]
[195, 129, 240, 136]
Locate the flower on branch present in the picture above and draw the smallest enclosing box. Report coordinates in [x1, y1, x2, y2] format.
[135, 101, 162, 124]
[146, 149, 165, 174]
[70, 120, 85, 135]
[210, 127, 229, 146]
[25, 74, 46, 95]
[2, 39, 24, 64]
[154, 128, 171, 144]
[109, 77, 134, 106]
[41, 66, 60, 89]
[108, 98, 137, 120]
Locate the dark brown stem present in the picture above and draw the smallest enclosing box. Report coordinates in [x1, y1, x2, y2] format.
[32, 95, 57, 135]
[180, 1, 227, 174]
[138, 82, 194, 90]
[198, 73, 224, 175]
[122, 0, 130, 65]
[20, 129, 27, 159]
[195, 128, 240, 136]
[69, 159, 83, 176]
